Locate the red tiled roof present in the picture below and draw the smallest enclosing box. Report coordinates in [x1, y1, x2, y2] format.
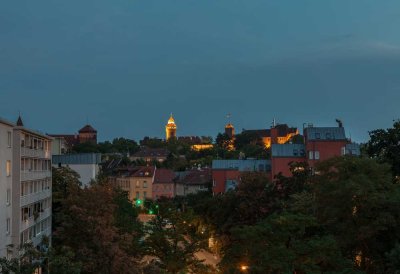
[154, 168, 176, 184]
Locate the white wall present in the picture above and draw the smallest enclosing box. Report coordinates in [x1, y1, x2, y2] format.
[55, 163, 99, 187]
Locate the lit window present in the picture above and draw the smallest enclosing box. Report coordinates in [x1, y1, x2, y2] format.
[309, 151, 314, 160]
[6, 161, 11, 177]
[136, 181, 140, 187]
[315, 151, 320, 160]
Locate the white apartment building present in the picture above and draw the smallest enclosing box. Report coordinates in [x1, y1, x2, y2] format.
[0, 117, 52, 259]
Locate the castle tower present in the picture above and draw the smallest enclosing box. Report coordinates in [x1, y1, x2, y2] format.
[165, 114, 177, 141]
[225, 123, 235, 139]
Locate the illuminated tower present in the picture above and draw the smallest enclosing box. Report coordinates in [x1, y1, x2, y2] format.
[165, 114, 177, 140]
[225, 123, 235, 139]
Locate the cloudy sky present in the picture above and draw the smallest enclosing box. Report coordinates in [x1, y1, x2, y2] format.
[1, 0, 399, 142]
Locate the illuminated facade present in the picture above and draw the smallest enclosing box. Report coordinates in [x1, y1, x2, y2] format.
[165, 114, 177, 141]
[242, 124, 299, 149]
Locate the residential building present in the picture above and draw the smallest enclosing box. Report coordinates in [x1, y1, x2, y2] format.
[110, 166, 156, 203]
[0, 116, 52, 259]
[212, 160, 271, 194]
[270, 122, 361, 179]
[176, 168, 212, 196]
[130, 147, 169, 163]
[52, 153, 102, 187]
[152, 168, 176, 199]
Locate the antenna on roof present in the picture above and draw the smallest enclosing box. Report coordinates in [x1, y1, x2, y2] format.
[335, 119, 343, 128]
[272, 118, 276, 128]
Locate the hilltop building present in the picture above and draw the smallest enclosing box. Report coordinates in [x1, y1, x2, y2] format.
[165, 114, 177, 141]
[0, 116, 52, 259]
[48, 124, 97, 153]
[242, 123, 299, 149]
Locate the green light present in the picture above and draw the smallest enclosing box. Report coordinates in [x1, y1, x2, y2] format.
[136, 199, 142, 206]
[149, 210, 154, 214]
[155, 205, 159, 208]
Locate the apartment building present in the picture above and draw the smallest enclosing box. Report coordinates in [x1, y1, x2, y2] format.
[0, 117, 52, 259]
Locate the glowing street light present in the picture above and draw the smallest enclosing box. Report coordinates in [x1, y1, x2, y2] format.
[240, 265, 249, 271]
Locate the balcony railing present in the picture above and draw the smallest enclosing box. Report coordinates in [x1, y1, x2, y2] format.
[21, 147, 51, 159]
[21, 171, 51, 181]
[20, 189, 52, 207]
[20, 207, 51, 232]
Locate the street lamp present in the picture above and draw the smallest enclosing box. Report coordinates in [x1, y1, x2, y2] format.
[240, 265, 249, 272]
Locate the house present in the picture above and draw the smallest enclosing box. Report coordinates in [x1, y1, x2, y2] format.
[176, 168, 212, 196]
[212, 159, 271, 194]
[52, 153, 102, 187]
[152, 168, 177, 199]
[130, 147, 169, 163]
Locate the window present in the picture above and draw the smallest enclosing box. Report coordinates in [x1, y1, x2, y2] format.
[143, 181, 147, 188]
[6, 161, 11, 177]
[143, 191, 147, 198]
[6, 218, 10, 234]
[341, 147, 346, 156]
[136, 181, 140, 187]
[293, 149, 298, 156]
[300, 149, 305, 156]
[7, 131, 11, 147]
[315, 133, 321, 139]
[315, 151, 320, 160]
[136, 192, 139, 199]
[6, 189, 10, 205]
[326, 132, 331, 139]
[309, 151, 314, 160]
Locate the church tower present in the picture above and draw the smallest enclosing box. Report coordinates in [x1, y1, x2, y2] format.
[165, 114, 177, 141]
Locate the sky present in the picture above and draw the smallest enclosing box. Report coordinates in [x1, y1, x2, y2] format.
[1, 0, 400, 142]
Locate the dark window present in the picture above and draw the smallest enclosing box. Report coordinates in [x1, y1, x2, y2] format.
[315, 133, 321, 139]
[293, 149, 298, 156]
[326, 132, 331, 139]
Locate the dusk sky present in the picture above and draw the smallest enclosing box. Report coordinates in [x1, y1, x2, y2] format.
[1, 0, 400, 142]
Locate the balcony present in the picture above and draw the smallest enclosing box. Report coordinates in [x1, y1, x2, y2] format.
[20, 189, 51, 207]
[21, 171, 51, 181]
[20, 207, 51, 232]
[31, 227, 51, 247]
[21, 147, 51, 159]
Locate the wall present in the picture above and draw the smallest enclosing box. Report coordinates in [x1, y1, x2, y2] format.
[271, 157, 306, 179]
[306, 140, 348, 167]
[212, 170, 240, 194]
[56, 163, 99, 187]
[0, 122, 13, 258]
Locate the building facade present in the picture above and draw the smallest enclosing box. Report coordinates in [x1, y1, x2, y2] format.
[0, 117, 52, 258]
[271, 123, 361, 179]
[52, 153, 102, 187]
[212, 160, 271, 194]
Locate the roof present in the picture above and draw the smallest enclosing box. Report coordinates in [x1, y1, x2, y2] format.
[176, 169, 212, 185]
[79, 124, 97, 133]
[16, 115, 24, 126]
[271, 144, 306, 158]
[132, 147, 169, 158]
[305, 127, 346, 141]
[132, 166, 156, 177]
[212, 159, 271, 172]
[154, 168, 176, 184]
[0, 117, 15, 127]
[53, 153, 102, 165]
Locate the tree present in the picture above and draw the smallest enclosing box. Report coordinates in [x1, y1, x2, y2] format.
[143, 200, 212, 274]
[365, 120, 400, 179]
[220, 213, 357, 274]
[311, 157, 400, 273]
